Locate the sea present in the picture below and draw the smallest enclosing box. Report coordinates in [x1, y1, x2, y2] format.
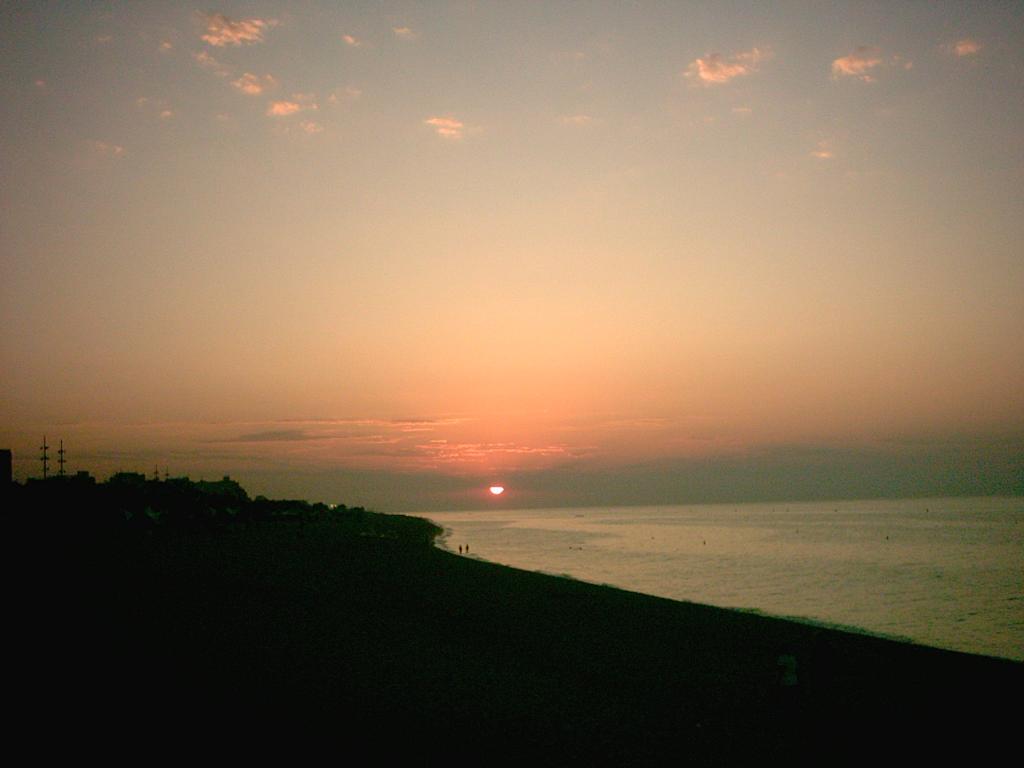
[427, 496, 1024, 662]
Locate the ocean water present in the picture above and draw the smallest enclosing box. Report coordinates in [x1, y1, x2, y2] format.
[427, 497, 1024, 661]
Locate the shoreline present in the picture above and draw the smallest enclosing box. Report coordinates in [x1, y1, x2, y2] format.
[4, 493, 1021, 761]
[438, 530, 1015, 664]
[427, 498, 1024, 663]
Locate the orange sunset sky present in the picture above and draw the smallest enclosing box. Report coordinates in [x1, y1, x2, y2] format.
[2, 2, 1022, 510]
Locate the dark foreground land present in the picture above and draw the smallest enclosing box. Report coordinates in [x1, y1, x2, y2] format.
[3, 478, 1020, 764]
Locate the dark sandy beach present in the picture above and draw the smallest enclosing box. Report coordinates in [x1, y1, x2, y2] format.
[4, 498, 1020, 764]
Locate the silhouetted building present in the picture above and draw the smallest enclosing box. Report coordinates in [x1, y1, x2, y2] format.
[73, 470, 96, 486]
[0, 449, 11, 484]
[196, 475, 248, 502]
[109, 471, 147, 486]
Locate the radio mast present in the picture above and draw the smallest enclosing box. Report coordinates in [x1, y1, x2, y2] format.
[40, 436, 49, 479]
[58, 440, 66, 477]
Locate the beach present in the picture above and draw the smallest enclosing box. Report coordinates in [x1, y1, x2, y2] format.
[4, 498, 1020, 764]
[430, 498, 1024, 661]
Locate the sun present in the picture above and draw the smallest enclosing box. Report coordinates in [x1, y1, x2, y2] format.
[488, 485, 505, 496]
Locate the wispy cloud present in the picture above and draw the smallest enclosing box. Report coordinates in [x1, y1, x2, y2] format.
[159, 41, 173, 52]
[390, 418, 467, 432]
[831, 46, 883, 82]
[229, 430, 312, 443]
[267, 101, 301, 116]
[267, 93, 318, 117]
[810, 139, 834, 160]
[231, 73, 277, 96]
[275, 417, 468, 429]
[90, 140, 125, 158]
[952, 38, 982, 58]
[392, 26, 417, 40]
[424, 116, 464, 139]
[892, 54, 913, 71]
[342, 33, 362, 47]
[135, 96, 173, 120]
[686, 47, 770, 85]
[193, 50, 219, 68]
[299, 120, 323, 134]
[413, 441, 575, 465]
[592, 417, 670, 430]
[193, 50, 229, 77]
[213, 417, 471, 447]
[328, 85, 362, 104]
[558, 114, 593, 126]
[200, 13, 277, 47]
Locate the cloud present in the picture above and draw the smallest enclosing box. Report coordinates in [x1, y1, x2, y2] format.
[685, 47, 770, 85]
[229, 430, 313, 443]
[34, 79, 47, 89]
[831, 46, 883, 81]
[413, 441, 574, 465]
[328, 85, 362, 104]
[193, 50, 217, 67]
[211, 417, 471, 450]
[193, 50, 229, 77]
[952, 38, 982, 57]
[732, 106, 752, 115]
[810, 140, 834, 159]
[159, 41, 173, 52]
[392, 26, 417, 40]
[267, 101, 301, 116]
[276, 417, 468, 428]
[200, 13, 277, 47]
[135, 96, 173, 120]
[231, 73, 277, 96]
[299, 120, 323, 134]
[268, 94, 318, 117]
[90, 140, 125, 158]
[424, 116, 464, 139]
[591, 417, 670, 430]
[389, 417, 467, 432]
[558, 114, 593, 126]
[342, 33, 362, 47]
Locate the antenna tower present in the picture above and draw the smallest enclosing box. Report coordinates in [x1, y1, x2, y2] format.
[40, 436, 49, 479]
[58, 440, 66, 477]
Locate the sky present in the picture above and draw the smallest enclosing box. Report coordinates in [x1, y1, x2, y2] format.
[2, 2, 1022, 511]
